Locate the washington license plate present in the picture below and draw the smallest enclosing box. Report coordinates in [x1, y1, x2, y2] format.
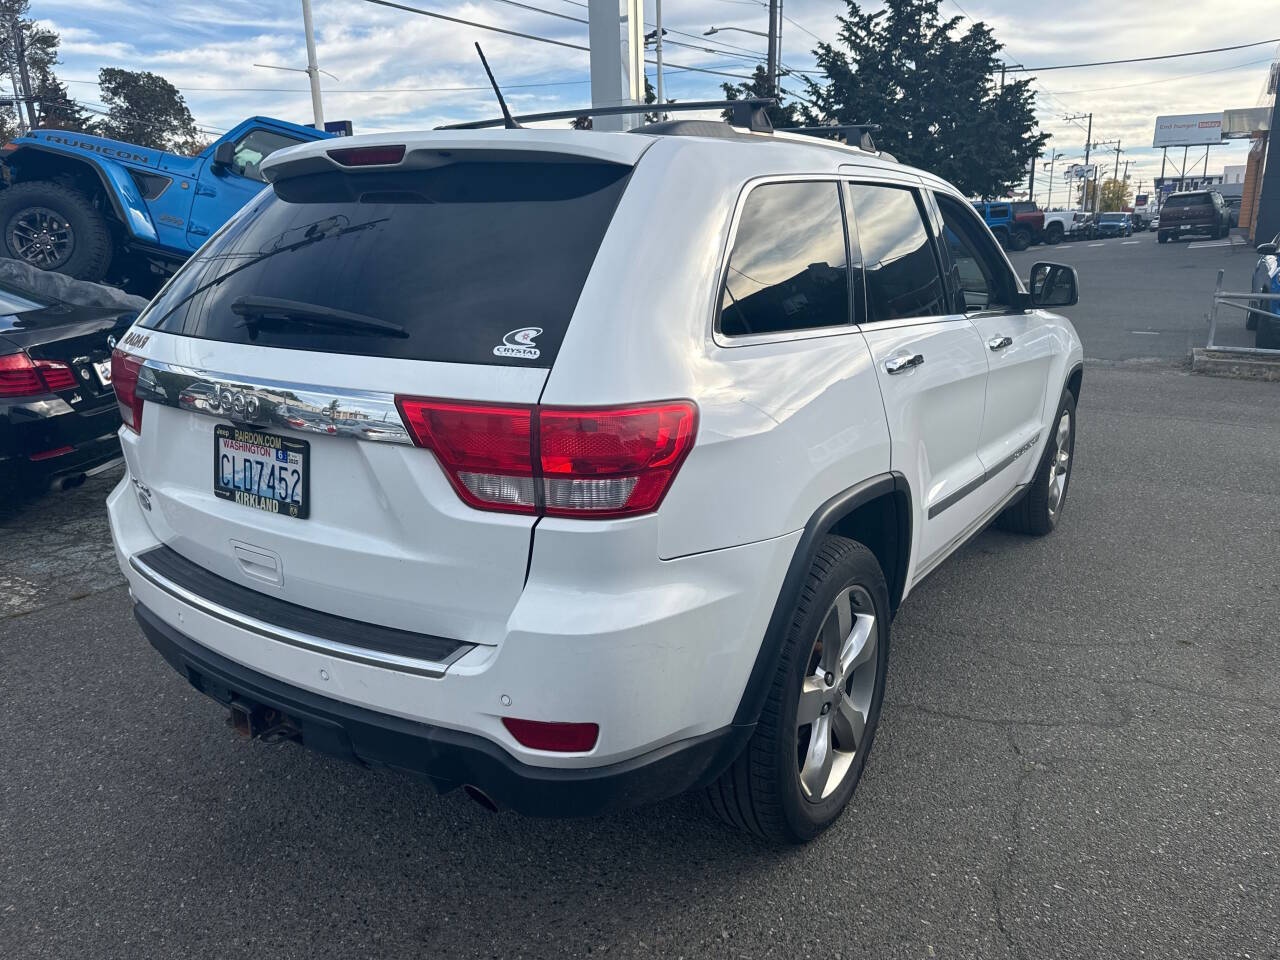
[213, 425, 310, 519]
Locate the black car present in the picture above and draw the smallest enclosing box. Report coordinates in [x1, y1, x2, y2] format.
[0, 267, 140, 493]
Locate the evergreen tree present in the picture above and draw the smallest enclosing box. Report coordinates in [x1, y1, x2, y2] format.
[97, 68, 198, 150]
[721, 66, 799, 128]
[802, 0, 1046, 197]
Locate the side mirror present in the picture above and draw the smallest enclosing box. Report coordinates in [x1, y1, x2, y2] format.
[1257, 242, 1278, 256]
[1028, 262, 1079, 308]
[211, 141, 236, 172]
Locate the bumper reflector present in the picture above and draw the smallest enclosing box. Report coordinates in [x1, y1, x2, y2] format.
[502, 717, 599, 753]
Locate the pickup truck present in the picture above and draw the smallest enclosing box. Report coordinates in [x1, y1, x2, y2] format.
[1157, 190, 1230, 244]
[971, 200, 1044, 251]
[0, 117, 334, 291]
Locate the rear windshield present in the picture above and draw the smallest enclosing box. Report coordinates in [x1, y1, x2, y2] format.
[1011, 202, 1038, 213]
[1163, 193, 1210, 208]
[137, 161, 632, 367]
[1100, 213, 1124, 222]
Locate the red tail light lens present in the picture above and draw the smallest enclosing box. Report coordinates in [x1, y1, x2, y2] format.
[0, 352, 44, 397]
[396, 398, 536, 513]
[0, 352, 76, 396]
[502, 717, 599, 753]
[111, 349, 144, 433]
[395, 397, 698, 519]
[327, 145, 406, 167]
[539, 403, 697, 517]
[34, 359, 77, 391]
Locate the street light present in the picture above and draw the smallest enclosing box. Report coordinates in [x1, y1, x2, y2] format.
[704, 26, 770, 38]
[1042, 151, 1064, 210]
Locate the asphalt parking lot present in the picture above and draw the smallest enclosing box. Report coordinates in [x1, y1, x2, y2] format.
[3, 234, 1278, 959]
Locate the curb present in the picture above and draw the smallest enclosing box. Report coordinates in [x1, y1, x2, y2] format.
[1191, 348, 1280, 381]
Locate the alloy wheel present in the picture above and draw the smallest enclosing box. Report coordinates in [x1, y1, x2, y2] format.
[1047, 408, 1072, 519]
[8, 207, 74, 269]
[796, 585, 878, 802]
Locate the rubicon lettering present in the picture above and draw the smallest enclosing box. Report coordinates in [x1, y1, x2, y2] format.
[493, 327, 542, 360]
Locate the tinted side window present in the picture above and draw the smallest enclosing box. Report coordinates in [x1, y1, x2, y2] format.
[935, 193, 1013, 312]
[845, 183, 947, 323]
[719, 181, 849, 337]
[232, 130, 306, 182]
[989, 204, 1011, 219]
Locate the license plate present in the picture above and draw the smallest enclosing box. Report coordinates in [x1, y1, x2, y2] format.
[213, 425, 309, 519]
[93, 359, 112, 387]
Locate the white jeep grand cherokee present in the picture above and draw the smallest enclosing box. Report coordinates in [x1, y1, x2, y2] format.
[107, 119, 1082, 843]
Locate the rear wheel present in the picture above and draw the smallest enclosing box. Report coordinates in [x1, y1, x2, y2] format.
[1158, 231, 1169, 244]
[997, 390, 1076, 536]
[1008, 227, 1032, 252]
[0, 181, 112, 281]
[704, 536, 890, 844]
[1045, 223, 1064, 245]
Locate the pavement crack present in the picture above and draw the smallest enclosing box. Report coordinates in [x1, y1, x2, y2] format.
[992, 730, 1031, 960]
[890, 701, 1131, 732]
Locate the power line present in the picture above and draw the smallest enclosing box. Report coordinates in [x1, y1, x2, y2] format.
[356, 0, 589, 51]
[1010, 37, 1280, 73]
[1054, 55, 1275, 95]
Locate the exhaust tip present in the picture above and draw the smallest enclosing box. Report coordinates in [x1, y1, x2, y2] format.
[463, 784, 499, 813]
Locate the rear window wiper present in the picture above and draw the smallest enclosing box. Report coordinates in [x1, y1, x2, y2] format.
[230, 296, 409, 339]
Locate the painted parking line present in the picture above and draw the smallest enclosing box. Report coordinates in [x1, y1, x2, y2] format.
[1088, 242, 1105, 247]
[1122, 240, 1139, 245]
[1187, 238, 1246, 249]
[1131, 330, 1161, 335]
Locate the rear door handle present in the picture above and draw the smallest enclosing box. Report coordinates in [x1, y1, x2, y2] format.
[988, 336, 1013, 351]
[885, 353, 924, 374]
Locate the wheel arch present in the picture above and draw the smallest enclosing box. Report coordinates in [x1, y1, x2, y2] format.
[731, 472, 911, 728]
[1, 145, 158, 244]
[1065, 362, 1083, 405]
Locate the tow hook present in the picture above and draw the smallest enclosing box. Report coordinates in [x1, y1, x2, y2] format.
[227, 701, 302, 744]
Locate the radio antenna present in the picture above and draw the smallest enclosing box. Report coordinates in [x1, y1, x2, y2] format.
[474, 43, 519, 130]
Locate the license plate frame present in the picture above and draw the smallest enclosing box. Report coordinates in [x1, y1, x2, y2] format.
[93, 359, 112, 387]
[213, 424, 310, 519]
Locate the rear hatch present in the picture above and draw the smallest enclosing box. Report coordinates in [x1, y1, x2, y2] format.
[1161, 193, 1214, 228]
[120, 137, 640, 647]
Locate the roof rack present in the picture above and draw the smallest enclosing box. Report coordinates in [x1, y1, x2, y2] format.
[437, 98, 777, 134]
[779, 124, 882, 152]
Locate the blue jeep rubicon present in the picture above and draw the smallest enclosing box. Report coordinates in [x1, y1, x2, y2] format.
[0, 117, 333, 289]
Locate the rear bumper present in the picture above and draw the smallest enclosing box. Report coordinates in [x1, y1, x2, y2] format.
[137, 601, 751, 817]
[0, 396, 121, 481]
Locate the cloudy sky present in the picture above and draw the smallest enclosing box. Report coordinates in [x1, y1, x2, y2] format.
[32, 0, 1280, 199]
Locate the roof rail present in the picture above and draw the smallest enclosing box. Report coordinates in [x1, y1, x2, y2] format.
[779, 124, 882, 152]
[437, 98, 777, 134]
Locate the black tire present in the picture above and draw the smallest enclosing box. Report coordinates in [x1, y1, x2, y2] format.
[704, 536, 890, 844]
[1258, 311, 1280, 350]
[1246, 298, 1259, 331]
[1158, 231, 1169, 244]
[1007, 227, 1032, 252]
[1045, 223, 1064, 245]
[0, 180, 112, 281]
[997, 390, 1076, 537]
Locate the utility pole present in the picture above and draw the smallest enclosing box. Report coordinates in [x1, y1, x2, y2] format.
[1094, 139, 1120, 210]
[766, 0, 779, 96]
[300, 0, 324, 129]
[1028, 155, 1036, 204]
[1044, 151, 1063, 211]
[8, 16, 35, 130]
[654, 0, 664, 105]
[1064, 113, 1092, 210]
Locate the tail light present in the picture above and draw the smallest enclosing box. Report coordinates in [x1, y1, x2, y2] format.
[327, 145, 406, 167]
[111, 349, 144, 433]
[0, 352, 77, 397]
[395, 397, 697, 519]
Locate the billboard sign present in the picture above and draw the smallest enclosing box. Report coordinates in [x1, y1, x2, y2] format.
[1134, 194, 1149, 207]
[1152, 113, 1223, 148]
[1064, 163, 1097, 180]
